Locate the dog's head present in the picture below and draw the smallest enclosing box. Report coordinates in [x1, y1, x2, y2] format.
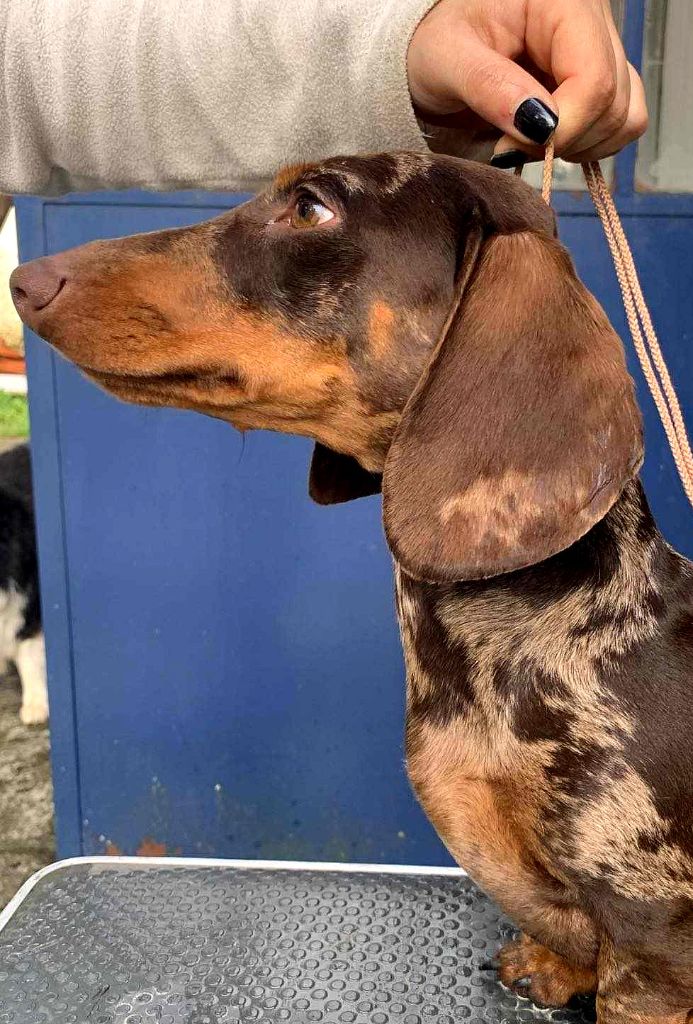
[11, 152, 642, 581]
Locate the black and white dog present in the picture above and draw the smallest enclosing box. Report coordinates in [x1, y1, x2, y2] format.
[0, 443, 46, 725]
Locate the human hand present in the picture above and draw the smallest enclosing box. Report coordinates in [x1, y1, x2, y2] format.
[407, 0, 647, 167]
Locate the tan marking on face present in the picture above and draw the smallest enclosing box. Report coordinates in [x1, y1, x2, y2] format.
[272, 162, 319, 193]
[93, 300, 398, 467]
[35, 236, 400, 469]
[368, 300, 396, 361]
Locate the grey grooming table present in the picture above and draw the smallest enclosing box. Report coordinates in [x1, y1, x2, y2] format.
[0, 858, 595, 1023]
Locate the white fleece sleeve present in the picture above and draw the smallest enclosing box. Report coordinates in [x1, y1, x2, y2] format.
[0, 0, 445, 195]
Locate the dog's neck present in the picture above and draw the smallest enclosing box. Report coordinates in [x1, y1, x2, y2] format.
[450, 478, 667, 612]
[396, 480, 681, 720]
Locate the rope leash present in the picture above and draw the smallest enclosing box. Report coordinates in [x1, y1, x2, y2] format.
[540, 140, 693, 509]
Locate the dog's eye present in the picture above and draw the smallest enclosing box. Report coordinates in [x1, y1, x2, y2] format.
[289, 195, 335, 229]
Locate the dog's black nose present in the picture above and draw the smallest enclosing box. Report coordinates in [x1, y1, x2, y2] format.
[10, 257, 67, 320]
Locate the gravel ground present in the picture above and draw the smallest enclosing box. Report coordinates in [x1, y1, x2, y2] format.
[0, 666, 54, 909]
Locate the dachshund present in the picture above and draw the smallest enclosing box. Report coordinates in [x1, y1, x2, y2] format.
[10, 152, 693, 1022]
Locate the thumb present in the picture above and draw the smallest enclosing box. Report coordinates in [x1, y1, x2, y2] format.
[446, 29, 558, 147]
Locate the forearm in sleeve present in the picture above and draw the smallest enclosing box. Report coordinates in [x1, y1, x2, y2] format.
[0, 0, 439, 194]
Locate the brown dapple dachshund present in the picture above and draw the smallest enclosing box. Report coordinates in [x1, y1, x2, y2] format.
[11, 153, 693, 1022]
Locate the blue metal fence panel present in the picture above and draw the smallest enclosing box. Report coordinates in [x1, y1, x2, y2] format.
[15, 179, 693, 863]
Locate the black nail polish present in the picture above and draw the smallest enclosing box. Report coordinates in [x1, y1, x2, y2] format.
[490, 150, 530, 170]
[513, 98, 558, 145]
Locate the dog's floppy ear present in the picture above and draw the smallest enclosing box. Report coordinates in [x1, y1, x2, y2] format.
[383, 230, 643, 582]
[309, 443, 381, 504]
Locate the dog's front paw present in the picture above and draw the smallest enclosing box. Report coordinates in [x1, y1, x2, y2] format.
[20, 697, 49, 726]
[499, 934, 596, 1008]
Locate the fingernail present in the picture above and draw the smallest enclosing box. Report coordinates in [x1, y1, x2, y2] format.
[513, 98, 558, 145]
[490, 150, 530, 170]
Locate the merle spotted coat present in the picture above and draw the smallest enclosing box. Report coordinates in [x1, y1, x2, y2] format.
[11, 153, 693, 1020]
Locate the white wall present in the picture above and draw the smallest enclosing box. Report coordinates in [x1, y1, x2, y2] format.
[0, 209, 23, 353]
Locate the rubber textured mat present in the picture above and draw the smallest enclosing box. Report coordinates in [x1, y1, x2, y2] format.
[0, 860, 596, 1023]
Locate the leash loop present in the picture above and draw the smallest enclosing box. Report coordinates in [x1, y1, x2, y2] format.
[541, 144, 693, 510]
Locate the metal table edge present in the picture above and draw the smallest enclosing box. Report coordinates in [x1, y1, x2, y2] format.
[0, 856, 468, 933]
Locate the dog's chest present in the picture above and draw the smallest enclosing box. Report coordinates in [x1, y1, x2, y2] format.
[393, 562, 616, 786]
[394, 565, 521, 774]
[394, 562, 494, 709]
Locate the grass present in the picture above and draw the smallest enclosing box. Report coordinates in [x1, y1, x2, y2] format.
[0, 391, 28, 438]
